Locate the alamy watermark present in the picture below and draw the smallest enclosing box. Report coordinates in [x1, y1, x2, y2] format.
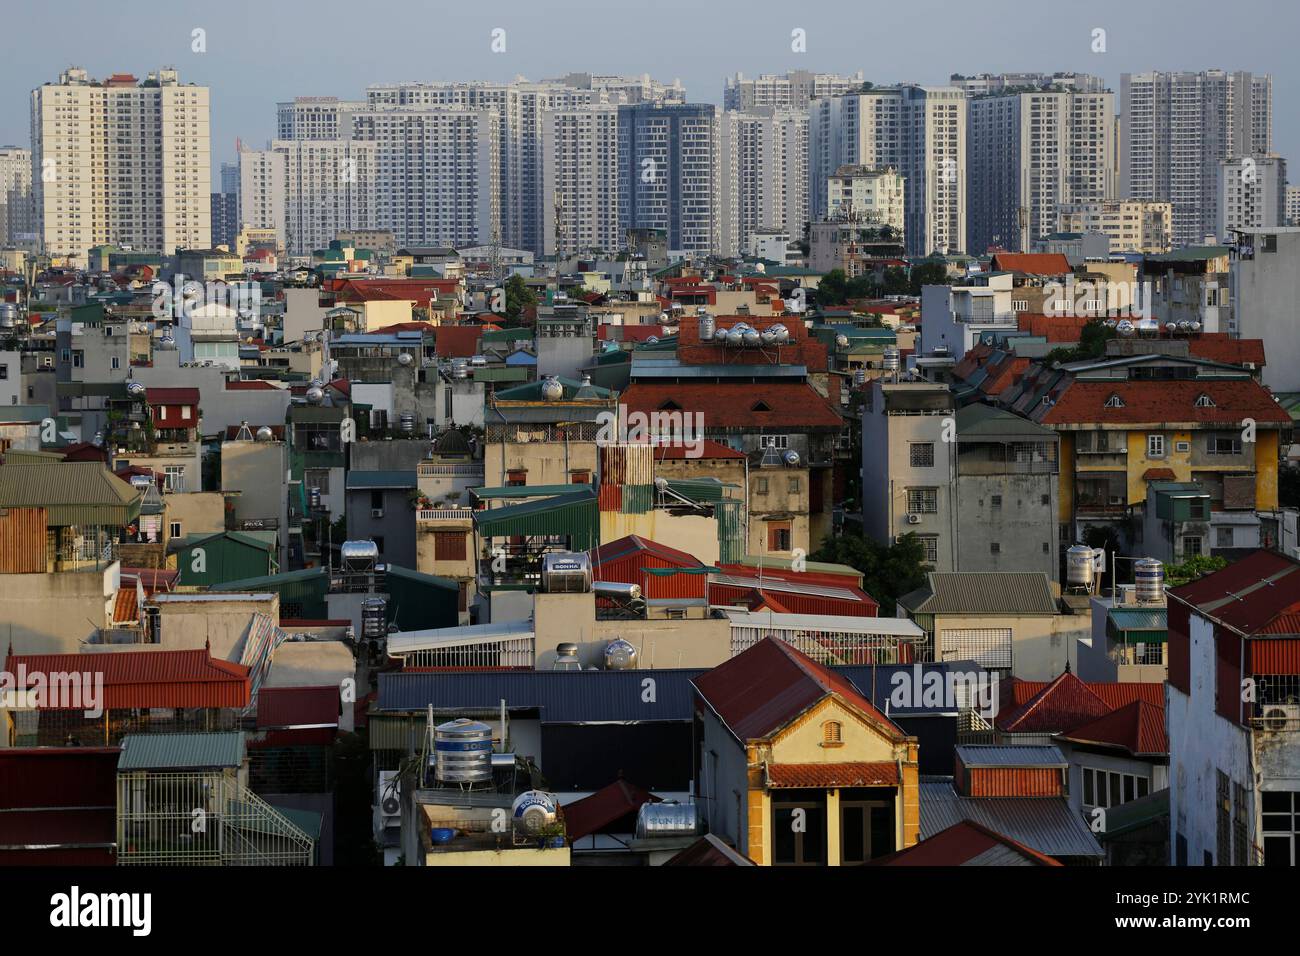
[595, 403, 705, 459]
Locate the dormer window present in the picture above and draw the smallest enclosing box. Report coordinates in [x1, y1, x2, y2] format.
[751, 401, 771, 412]
[1104, 394, 1125, 408]
[658, 400, 681, 411]
[1194, 394, 1215, 408]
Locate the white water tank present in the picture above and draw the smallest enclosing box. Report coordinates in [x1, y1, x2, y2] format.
[1066, 545, 1096, 588]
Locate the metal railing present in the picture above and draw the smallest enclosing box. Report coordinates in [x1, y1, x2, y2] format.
[417, 509, 475, 522]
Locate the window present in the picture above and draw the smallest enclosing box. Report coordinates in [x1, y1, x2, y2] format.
[772, 791, 827, 866]
[910, 442, 935, 468]
[768, 523, 792, 552]
[169, 521, 182, 539]
[990, 542, 1000, 554]
[1136, 641, 1164, 665]
[756, 478, 769, 494]
[163, 465, 184, 493]
[991, 495, 1002, 509]
[1262, 791, 1300, 866]
[918, 536, 938, 563]
[111, 356, 120, 370]
[370, 490, 384, 510]
[1041, 494, 1050, 505]
[1183, 535, 1203, 557]
[821, 721, 843, 747]
[1083, 768, 1150, 809]
[434, 531, 466, 561]
[787, 477, 800, 494]
[506, 469, 526, 487]
[158, 405, 167, 421]
[759, 435, 788, 449]
[0, 364, 7, 380]
[1207, 436, 1243, 455]
[907, 488, 938, 513]
[1147, 434, 1165, 458]
[570, 470, 590, 485]
[1216, 526, 1233, 548]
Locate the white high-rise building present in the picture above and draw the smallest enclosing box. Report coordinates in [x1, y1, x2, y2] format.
[1057, 199, 1173, 254]
[966, 87, 1114, 254]
[824, 165, 905, 231]
[719, 107, 809, 258]
[0, 146, 34, 246]
[949, 72, 1107, 95]
[723, 70, 865, 110]
[1285, 186, 1300, 227]
[276, 97, 365, 141]
[810, 86, 965, 256]
[31, 67, 211, 263]
[238, 148, 287, 246]
[351, 107, 500, 248]
[275, 140, 379, 257]
[541, 105, 621, 257]
[1218, 155, 1286, 238]
[545, 73, 685, 105]
[1121, 70, 1272, 247]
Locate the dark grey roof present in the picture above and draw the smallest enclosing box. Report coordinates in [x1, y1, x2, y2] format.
[955, 745, 1067, 768]
[920, 778, 1104, 858]
[955, 403, 1057, 441]
[900, 572, 1058, 615]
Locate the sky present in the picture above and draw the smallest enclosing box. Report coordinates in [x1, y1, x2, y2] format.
[3, 0, 1296, 188]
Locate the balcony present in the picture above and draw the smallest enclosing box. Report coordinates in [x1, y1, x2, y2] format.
[417, 508, 475, 522]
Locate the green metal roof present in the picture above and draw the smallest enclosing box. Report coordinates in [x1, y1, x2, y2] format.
[0, 462, 142, 527]
[473, 488, 598, 549]
[117, 732, 246, 771]
[273, 805, 324, 841]
[900, 572, 1058, 615]
[954, 403, 1058, 441]
[345, 470, 417, 490]
[177, 530, 276, 553]
[493, 377, 614, 401]
[214, 566, 329, 590]
[471, 484, 586, 501]
[1097, 787, 1169, 840]
[1107, 606, 1167, 644]
[662, 477, 736, 502]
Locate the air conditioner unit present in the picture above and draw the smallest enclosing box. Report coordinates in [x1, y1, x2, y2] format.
[371, 508, 384, 519]
[906, 513, 922, 524]
[1260, 701, 1300, 731]
[377, 771, 401, 824]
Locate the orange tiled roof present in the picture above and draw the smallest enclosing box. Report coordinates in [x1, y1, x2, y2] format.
[1040, 379, 1291, 426]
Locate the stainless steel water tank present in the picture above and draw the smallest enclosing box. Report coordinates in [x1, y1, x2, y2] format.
[1134, 558, 1165, 604]
[361, 597, 387, 640]
[698, 314, 715, 341]
[342, 539, 379, 571]
[604, 638, 637, 670]
[434, 718, 494, 783]
[511, 790, 558, 835]
[882, 347, 901, 371]
[1066, 545, 1095, 588]
[635, 802, 698, 839]
[593, 580, 642, 601]
[542, 552, 593, 593]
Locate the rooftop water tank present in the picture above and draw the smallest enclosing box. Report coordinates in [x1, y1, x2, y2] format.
[434, 718, 494, 784]
[713, 326, 730, 342]
[540, 377, 564, 401]
[1134, 558, 1165, 604]
[635, 801, 699, 839]
[697, 314, 715, 341]
[604, 638, 638, 670]
[126, 381, 146, 398]
[726, 328, 744, 347]
[0, 304, 17, 328]
[305, 386, 325, 404]
[742, 329, 762, 347]
[541, 552, 592, 593]
[1066, 545, 1096, 588]
[593, 580, 642, 601]
[882, 347, 901, 371]
[255, 425, 274, 442]
[853, 368, 867, 387]
[783, 450, 801, 467]
[836, 333, 850, 348]
[341, 539, 379, 571]
[360, 597, 387, 640]
[770, 324, 790, 344]
[511, 790, 559, 835]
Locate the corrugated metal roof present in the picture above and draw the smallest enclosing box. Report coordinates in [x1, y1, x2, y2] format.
[378, 668, 706, 722]
[901, 572, 1058, 615]
[920, 779, 1104, 858]
[724, 610, 923, 637]
[955, 745, 1067, 768]
[472, 484, 584, 501]
[117, 732, 245, 771]
[5, 649, 250, 710]
[1108, 607, 1167, 632]
[0, 462, 141, 527]
[387, 620, 533, 656]
[473, 488, 598, 549]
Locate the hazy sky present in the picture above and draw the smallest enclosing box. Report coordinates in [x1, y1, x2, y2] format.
[3, 0, 1295, 187]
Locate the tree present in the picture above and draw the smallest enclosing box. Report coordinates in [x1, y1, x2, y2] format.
[504, 273, 536, 321]
[1164, 555, 1228, 587]
[816, 268, 850, 306]
[810, 532, 931, 616]
[907, 261, 951, 294]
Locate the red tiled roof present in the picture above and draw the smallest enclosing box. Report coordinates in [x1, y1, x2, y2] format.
[653, 439, 745, 460]
[145, 387, 200, 405]
[1040, 379, 1291, 426]
[766, 762, 899, 788]
[562, 779, 660, 840]
[1186, 334, 1266, 368]
[664, 834, 755, 866]
[1003, 678, 1163, 711]
[621, 383, 842, 429]
[1057, 699, 1168, 756]
[991, 253, 1071, 276]
[3, 649, 250, 711]
[111, 587, 138, 625]
[997, 671, 1112, 733]
[435, 325, 482, 358]
[692, 638, 903, 742]
[1016, 312, 1092, 342]
[121, 568, 178, 592]
[256, 685, 340, 729]
[1169, 550, 1300, 637]
[875, 820, 1061, 866]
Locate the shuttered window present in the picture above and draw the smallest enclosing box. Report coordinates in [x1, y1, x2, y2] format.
[939, 627, 1012, 669]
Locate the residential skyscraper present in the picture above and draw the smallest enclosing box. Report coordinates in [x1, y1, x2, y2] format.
[719, 107, 810, 258]
[1121, 70, 1272, 246]
[275, 140, 379, 257]
[0, 146, 33, 246]
[276, 97, 365, 141]
[949, 72, 1107, 95]
[540, 105, 622, 257]
[966, 87, 1114, 254]
[723, 70, 865, 110]
[810, 86, 966, 255]
[210, 191, 239, 249]
[1218, 155, 1286, 237]
[238, 147, 287, 247]
[30, 67, 211, 262]
[618, 103, 720, 256]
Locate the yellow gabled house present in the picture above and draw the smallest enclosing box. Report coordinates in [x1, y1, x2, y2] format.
[693, 638, 920, 865]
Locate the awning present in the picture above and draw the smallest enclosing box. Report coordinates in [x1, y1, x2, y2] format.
[473, 488, 598, 549]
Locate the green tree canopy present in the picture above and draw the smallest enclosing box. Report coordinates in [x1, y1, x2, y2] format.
[810, 532, 931, 616]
